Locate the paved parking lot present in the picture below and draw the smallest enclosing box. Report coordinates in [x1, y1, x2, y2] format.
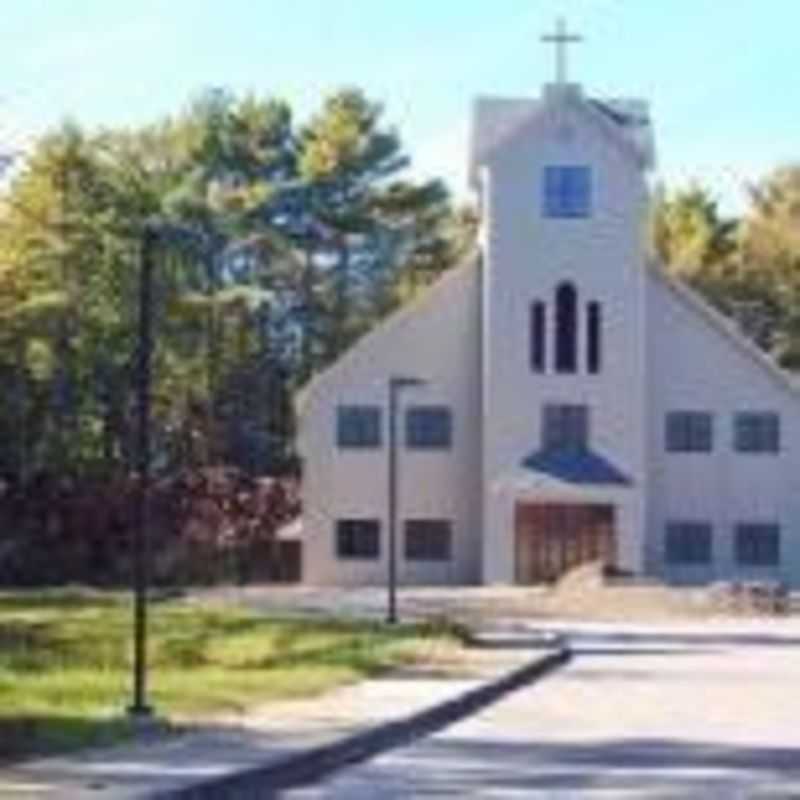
[282, 627, 800, 797]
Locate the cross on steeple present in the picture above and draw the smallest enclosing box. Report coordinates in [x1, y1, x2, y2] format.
[541, 17, 583, 85]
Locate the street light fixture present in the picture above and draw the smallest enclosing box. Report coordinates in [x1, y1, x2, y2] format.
[127, 220, 214, 722]
[128, 223, 157, 721]
[387, 375, 425, 625]
[125, 218, 277, 718]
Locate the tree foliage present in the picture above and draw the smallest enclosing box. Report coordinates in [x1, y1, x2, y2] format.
[652, 174, 800, 370]
[650, 183, 737, 276]
[0, 87, 469, 485]
[9, 84, 797, 495]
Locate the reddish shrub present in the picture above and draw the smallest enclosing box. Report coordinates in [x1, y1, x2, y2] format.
[0, 468, 301, 587]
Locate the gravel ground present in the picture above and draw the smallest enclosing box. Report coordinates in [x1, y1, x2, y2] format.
[193, 580, 798, 624]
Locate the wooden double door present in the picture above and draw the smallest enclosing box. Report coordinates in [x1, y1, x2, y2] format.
[515, 503, 615, 584]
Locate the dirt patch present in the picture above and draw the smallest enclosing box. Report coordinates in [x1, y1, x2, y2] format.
[530, 562, 792, 621]
[539, 562, 695, 620]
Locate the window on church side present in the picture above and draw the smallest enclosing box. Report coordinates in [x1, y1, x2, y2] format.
[406, 406, 452, 449]
[735, 523, 780, 566]
[587, 301, 602, 374]
[734, 412, 780, 454]
[336, 519, 381, 560]
[665, 522, 713, 565]
[665, 411, 713, 453]
[404, 519, 453, 562]
[543, 165, 591, 218]
[337, 405, 382, 448]
[542, 404, 589, 451]
[530, 301, 546, 372]
[555, 282, 578, 373]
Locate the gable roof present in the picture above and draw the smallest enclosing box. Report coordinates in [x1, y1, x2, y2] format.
[470, 97, 540, 182]
[470, 87, 654, 186]
[589, 98, 655, 166]
[649, 265, 800, 398]
[294, 253, 481, 413]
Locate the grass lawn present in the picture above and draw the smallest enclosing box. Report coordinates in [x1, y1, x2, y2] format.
[0, 590, 461, 764]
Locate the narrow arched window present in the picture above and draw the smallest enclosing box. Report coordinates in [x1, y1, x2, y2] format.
[587, 301, 602, 374]
[555, 282, 578, 373]
[530, 301, 546, 373]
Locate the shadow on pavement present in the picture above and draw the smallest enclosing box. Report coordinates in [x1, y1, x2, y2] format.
[548, 628, 800, 650]
[0, 715, 133, 767]
[288, 736, 800, 796]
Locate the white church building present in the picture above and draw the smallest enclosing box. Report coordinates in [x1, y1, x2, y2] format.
[295, 26, 800, 587]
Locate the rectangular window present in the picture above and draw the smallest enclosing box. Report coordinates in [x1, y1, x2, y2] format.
[735, 523, 780, 566]
[406, 406, 452, 449]
[337, 405, 381, 448]
[404, 519, 452, 562]
[734, 412, 780, 453]
[543, 165, 592, 218]
[336, 519, 380, 559]
[530, 301, 546, 373]
[665, 521, 713, 565]
[665, 411, 713, 453]
[542, 404, 589, 451]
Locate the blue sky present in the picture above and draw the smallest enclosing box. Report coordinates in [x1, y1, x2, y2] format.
[2, 0, 798, 213]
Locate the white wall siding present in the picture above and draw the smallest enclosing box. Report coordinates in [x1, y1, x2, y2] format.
[646, 272, 800, 586]
[298, 263, 483, 585]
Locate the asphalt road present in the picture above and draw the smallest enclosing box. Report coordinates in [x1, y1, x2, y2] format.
[280, 627, 800, 798]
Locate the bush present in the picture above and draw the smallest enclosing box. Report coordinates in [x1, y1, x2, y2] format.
[0, 468, 300, 587]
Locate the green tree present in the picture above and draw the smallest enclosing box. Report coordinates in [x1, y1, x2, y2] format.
[650, 183, 737, 277]
[650, 173, 800, 370]
[737, 166, 800, 368]
[296, 89, 460, 370]
[0, 124, 139, 478]
[0, 86, 465, 483]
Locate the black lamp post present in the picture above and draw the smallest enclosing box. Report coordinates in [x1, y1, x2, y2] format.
[128, 223, 157, 720]
[124, 218, 268, 717]
[387, 375, 425, 625]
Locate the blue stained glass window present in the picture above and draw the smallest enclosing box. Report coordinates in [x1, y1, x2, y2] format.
[543, 166, 592, 218]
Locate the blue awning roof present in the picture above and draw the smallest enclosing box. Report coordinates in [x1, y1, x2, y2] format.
[521, 447, 632, 487]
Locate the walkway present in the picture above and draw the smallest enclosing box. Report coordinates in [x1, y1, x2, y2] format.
[283, 626, 800, 797]
[0, 642, 556, 798]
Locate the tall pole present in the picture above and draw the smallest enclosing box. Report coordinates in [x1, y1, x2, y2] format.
[129, 225, 156, 719]
[387, 379, 398, 625]
[386, 376, 424, 625]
